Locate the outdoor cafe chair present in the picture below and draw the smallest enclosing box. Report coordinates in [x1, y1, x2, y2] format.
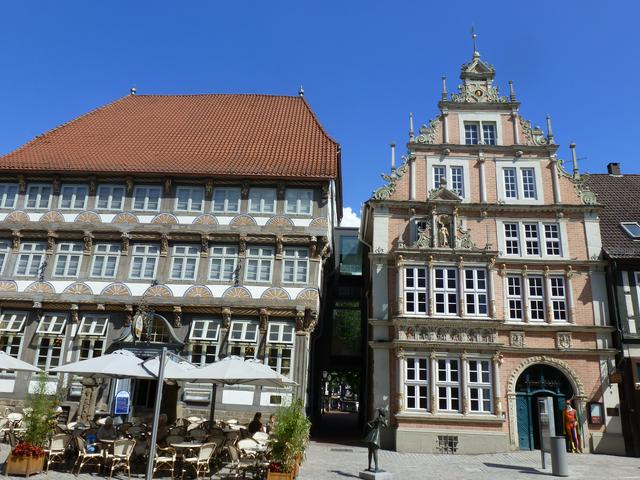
[128, 425, 147, 438]
[166, 434, 185, 445]
[168, 425, 186, 436]
[225, 444, 256, 479]
[105, 438, 136, 480]
[152, 445, 177, 479]
[45, 433, 70, 472]
[181, 441, 216, 480]
[73, 435, 103, 476]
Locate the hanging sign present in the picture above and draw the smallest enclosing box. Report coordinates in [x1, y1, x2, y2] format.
[114, 390, 130, 415]
[133, 313, 144, 339]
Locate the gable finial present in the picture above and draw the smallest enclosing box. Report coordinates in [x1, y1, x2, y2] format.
[130, 86, 137, 95]
[508, 80, 516, 102]
[471, 25, 479, 57]
[390, 143, 396, 170]
[298, 85, 304, 97]
[409, 112, 415, 142]
[441, 76, 448, 101]
[569, 142, 579, 177]
[546, 115, 555, 144]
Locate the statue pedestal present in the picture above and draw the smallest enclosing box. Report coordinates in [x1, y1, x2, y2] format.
[359, 470, 393, 480]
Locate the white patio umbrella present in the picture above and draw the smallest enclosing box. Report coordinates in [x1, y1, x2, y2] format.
[181, 355, 297, 387]
[50, 349, 153, 379]
[0, 351, 41, 373]
[141, 354, 197, 380]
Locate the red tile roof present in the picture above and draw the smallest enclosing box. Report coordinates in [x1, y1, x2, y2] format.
[0, 94, 339, 179]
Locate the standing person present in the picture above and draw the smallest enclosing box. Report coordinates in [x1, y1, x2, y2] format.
[266, 414, 276, 434]
[248, 412, 264, 434]
[364, 409, 388, 472]
[563, 399, 582, 453]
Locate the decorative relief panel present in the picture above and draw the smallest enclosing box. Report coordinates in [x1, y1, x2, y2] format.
[296, 288, 319, 304]
[230, 215, 257, 226]
[193, 214, 218, 225]
[101, 283, 131, 296]
[144, 285, 173, 298]
[222, 286, 252, 299]
[25, 281, 55, 294]
[309, 217, 328, 228]
[266, 216, 294, 227]
[556, 332, 571, 350]
[151, 213, 179, 225]
[39, 211, 64, 223]
[112, 212, 139, 224]
[184, 285, 213, 298]
[63, 282, 93, 295]
[415, 118, 440, 144]
[0, 281, 18, 292]
[397, 325, 497, 343]
[261, 287, 291, 301]
[510, 331, 525, 347]
[5, 211, 29, 223]
[75, 211, 101, 224]
[372, 153, 412, 200]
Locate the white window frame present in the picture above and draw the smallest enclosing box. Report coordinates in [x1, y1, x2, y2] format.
[266, 322, 295, 377]
[282, 247, 309, 284]
[0, 334, 23, 364]
[0, 312, 27, 333]
[175, 186, 204, 213]
[129, 244, 160, 280]
[78, 314, 109, 336]
[404, 267, 427, 314]
[0, 239, 10, 275]
[528, 276, 545, 322]
[169, 245, 200, 281]
[521, 168, 537, 199]
[248, 188, 276, 214]
[285, 189, 313, 216]
[36, 336, 65, 372]
[245, 246, 274, 283]
[78, 337, 105, 361]
[496, 161, 544, 205]
[132, 185, 162, 212]
[523, 223, 540, 256]
[427, 158, 470, 201]
[463, 121, 497, 145]
[0, 183, 18, 209]
[267, 322, 295, 344]
[36, 313, 67, 335]
[96, 184, 126, 211]
[544, 224, 562, 256]
[90, 243, 120, 278]
[468, 358, 492, 413]
[433, 165, 446, 189]
[621, 222, 640, 239]
[405, 357, 429, 411]
[189, 319, 221, 366]
[464, 268, 488, 317]
[14, 242, 47, 277]
[450, 166, 465, 197]
[504, 223, 520, 255]
[212, 187, 241, 214]
[550, 276, 568, 322]
[209, 246, 238, 281]
[26, 183, 52, 209]
[506, 275, 524, 322]
[58, 184, 88, 210]
[503, 167, 518, 199]
[434, 267, 458, 316]
[436, 357, 461, 412]
[190, 342, 218, 367]
[229, 320, 259, 343]
[53, 242, 83, 277]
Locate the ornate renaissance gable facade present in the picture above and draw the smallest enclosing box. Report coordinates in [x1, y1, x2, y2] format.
[361, 48, 623, 454]
[0, 92, 341, 421]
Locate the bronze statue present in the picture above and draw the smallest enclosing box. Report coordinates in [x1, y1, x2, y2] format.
[364, 408, 388, 472]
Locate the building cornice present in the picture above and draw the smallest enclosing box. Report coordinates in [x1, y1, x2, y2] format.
[367, 199, 600, 214]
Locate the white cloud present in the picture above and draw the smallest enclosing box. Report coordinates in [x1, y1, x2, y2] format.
[341, 206, 361, 228]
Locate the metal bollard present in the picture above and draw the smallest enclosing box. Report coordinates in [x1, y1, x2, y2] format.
[550, 435, 569, 477]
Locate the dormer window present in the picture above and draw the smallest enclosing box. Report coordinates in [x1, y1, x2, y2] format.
[621, 223, 640, 239]
[464, 121, 496, 145]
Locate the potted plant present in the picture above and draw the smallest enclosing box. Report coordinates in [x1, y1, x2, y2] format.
[5, 373, 61, 476]
[267, 399, 311, 480]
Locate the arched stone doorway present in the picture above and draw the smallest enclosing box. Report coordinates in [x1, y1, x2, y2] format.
[507, 356, 587, 451]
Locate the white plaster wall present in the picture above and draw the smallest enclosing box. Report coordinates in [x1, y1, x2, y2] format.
[583, 212, 602, 260]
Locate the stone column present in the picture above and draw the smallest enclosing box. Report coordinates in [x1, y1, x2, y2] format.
[396, 350, 405, 413]
[544, 266, 554, 324]
[512, 110, 520, 145]
[566, 267, 576, 324]
[442, 109, 449, 144]
[457, 256, 465, 318]
[430, 351, 437, 414]
[492, 353, 503, 416]
[522, 267, 530, 323]
[478, 156, 487, 204]
[487, 259, 496, 318]
[551, 158, 562, 204]
[396, 257, 404, 317]
[460, 352, 468, 414]
[427, 256, 434, 317]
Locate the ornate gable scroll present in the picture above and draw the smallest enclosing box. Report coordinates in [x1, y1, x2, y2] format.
[415, 118, 440, 144]
[372, 153, 413, 200]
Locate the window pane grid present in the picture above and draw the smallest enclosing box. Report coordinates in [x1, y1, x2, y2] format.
[528, 276, 545, 321]
[282, 248, 309, 283]
[0, 184, 18, 208]
[248, 188, 276, 214]
[550, 277, 567, 321]
[405, 357, 429, 411]
[212, 188, 241, 213]
[96, 185, 125, 210]
[507, 276, 523, 321]
[26, 184, 52, 209]
[190, 319, 221, 341]
[504, 223, 520, 255]
[482, 123, 496, 145]
[53, 242, 83, 277]
[0, 335, 21, 359]
[91, 243, 120, 278]
[132, 186, 161, 211]
[285, 189, 313, 215]
[404, 267, 427, 314]
[170, 245, 200, 280]
[437, 358, 460, 412]
[451, 167, 464, 197]
[521, 168, 537, 199]
[0, 312, 27, 333]
[59, 185, 88, 210]
[544, 224, 561, 256]
[433, 166, 446, 189]
[37, 314, 67, 335]
[129, 244, 160, 279]
[468, 359, 492, 413]
[434, 268, 458, 315]
[245, 246, 274, 282]
[78, 315, 109, 336]
[229, 321, 258, 343]
[175, 186, 204, 212]
[524, 223, 540, 255]
[464, 269, 487, 316]
[267, 323, 295, 344]
[15, 242, 47, 276]
[464, 123, 479, 145]
[209, 246, 238, 281]
[503, 168, 517, 198]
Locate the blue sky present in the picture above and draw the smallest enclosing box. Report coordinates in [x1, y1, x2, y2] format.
[0, 1, 637, 225]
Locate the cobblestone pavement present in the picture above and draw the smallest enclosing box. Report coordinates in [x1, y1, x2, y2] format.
[1, 441, 638, 479]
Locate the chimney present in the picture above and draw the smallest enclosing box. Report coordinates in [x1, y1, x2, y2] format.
[607, 163, 621, 175]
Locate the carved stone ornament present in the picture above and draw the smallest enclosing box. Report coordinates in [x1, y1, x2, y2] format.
[372, 153, 412, 200]
[556, 332, 571, 350]
[519, 116, 548, 146]
[205, 180, 213, 197]
[414, 225, 432, 248]
[510, 331, 525, 347]
[451, 82, 508, 104]
[277, 183, 286, 200]
[83, 231, 93, 255]
[160, 234, 169, 256]
[121, 232, 130, 255]
[241, 183, 250, 199]
[259, 308, 269, 332]
[456, 222, 475, 250]
[200, 234, 209, 257]
[321, 183, 330, 200]
[45, 230, 55, 253]
[304, 310, 318, 333]
[415, 118, 439, 144]
[70, 304, 79, 324]
[397, 325, 496, 343]
[52, 177, 61, 195]
[17, 175, 26, 194]
[566, 265, 574, 279]
[89, 177, 97, 195]
[124, 305, 133, 326]
[320, 236, 331, 259]
[238, 236, 247, 256]
[10, 231, 20, 252]
[276, 235, 284, 258]
[125, 177, 134, 195]
[163, 178, 172, 194]
[437, 215, 451, 248]
[295, 308, 305, 332]
[310, 236, 318, 258]
[173, 306, 182, 328]
[222, 307, 232, 329]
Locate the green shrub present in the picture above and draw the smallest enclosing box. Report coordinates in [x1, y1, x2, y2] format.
[22, 373, 63, 447]
[267, 398, 311, 473]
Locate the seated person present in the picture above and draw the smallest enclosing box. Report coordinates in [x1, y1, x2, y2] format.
[266, 414, 276, 434]
[97, 416, 118, 441]
[156, 413, 169, 445]
[248, 412, 264, 435]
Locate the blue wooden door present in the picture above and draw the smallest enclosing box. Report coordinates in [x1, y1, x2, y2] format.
[517, 394, 532, 450]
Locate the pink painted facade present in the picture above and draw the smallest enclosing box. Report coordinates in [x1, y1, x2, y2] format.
[361, 49, 623, 454]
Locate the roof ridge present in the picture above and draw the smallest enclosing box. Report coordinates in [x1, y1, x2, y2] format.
[1, 95, 130, 159]
[299, 96, 339, 147]
[132, 92, 301, 99]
